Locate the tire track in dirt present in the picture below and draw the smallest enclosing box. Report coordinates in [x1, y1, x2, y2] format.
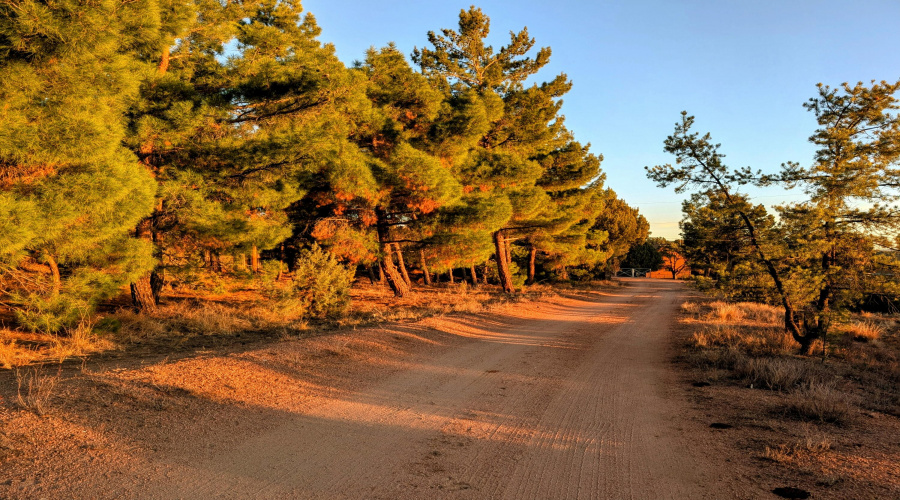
[21, 280, 746, 499]
[131, 279, 739, 499]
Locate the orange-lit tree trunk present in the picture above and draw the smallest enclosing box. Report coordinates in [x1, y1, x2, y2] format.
[525, 245, 537, 285]
[419, 250, 432, 285]
[45, 254, 61, 297]
[375, 207, 410, 298]
[394, 243, 412, 286]
[493, 230, 514, 293]
[250, 245, 260, 274]
[469, 264, 478, 287]
[131, 214, 161, 312]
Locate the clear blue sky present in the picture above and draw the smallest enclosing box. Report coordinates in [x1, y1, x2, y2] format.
[303, 0, 900, 239]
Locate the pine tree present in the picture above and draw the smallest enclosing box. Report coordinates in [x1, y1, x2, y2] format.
[0, 0, 159, 329]
[519, 141, 604, 283]
[413, 6, 570, 293]
[127, 0, 368, 306]
[298, 44, 462, 297]
[589, 190, 650, 277]
[648, 81, 900, 353]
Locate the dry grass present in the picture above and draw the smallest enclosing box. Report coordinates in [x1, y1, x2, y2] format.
[707, 301, 745, 322]
[681, 301, 701, 316]
[735, 357, 819, 391]
[690, 325, 797, 356]
[0, 318, 114, 369]
[15, 364, 61, 416]
[680, 298, 900, 496]
[0, 279, 567, 367]
[0, 335, 40, 369]
[116, 301, 259, 343]
[764, 428, 832, 463]
[844, 320, 884, 342]
[785, 383, 854, 424]
[741, 302, 781, 323]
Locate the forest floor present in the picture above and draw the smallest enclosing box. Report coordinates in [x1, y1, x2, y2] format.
[0, 279, 895, 498]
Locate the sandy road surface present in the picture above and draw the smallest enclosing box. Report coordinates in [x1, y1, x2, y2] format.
[1, 279, 748, 499]
[146, 279, 727, 499]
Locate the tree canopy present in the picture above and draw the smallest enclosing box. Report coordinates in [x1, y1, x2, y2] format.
[0, 3, 650, 330]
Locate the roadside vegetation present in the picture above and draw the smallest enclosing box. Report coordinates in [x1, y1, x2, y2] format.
[678, 299, 900, 498]
[0, 3, 648, 367]
[651, 77, 900, 497]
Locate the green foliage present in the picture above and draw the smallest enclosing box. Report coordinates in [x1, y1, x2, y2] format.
[289, 245, 355, 319]
[648, 80, 900, 353]
[622, 241, 663, 270]
[680, 191, 773, 280]
[0, 2, 646, 330]
[0, 0, 160, 329]
[13, 293, 91, 333]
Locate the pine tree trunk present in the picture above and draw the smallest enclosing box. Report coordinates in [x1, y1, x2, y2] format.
[367, 265, 377, 284]
[250, 245, 260, 274]
[158, 46, 170, 74]
[131, 274, 158, 313]
[470, 265, 479, 287]
[525, 245, 537, 285]
[493, 230, 514, 294]
[448, 268, 455, 284]
[376, 207, 410, 298]
[394, 243, 412, 286]
[419, 250, 432, 285]
[276, 244, 286, 280]
[561, 266, 569, 281]
[131, 210, 163, 312]
[45, 254, 61, 297]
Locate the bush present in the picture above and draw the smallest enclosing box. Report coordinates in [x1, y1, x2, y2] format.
[13, 293, 91, 333]
[289, 245, 355, 319]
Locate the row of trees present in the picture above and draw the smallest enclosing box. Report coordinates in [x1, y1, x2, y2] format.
[0, 2, 648, 330]
[649, 80, 900, 354]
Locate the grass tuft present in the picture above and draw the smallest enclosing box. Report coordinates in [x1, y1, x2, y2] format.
[708, 301, 745, 322]
[785, 383, 853, 424]
[15, 364, 60, 416]
[735, 357, 816, 391]
[845, 320, 884, 342]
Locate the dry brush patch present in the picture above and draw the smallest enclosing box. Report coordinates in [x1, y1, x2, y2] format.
[677, 298, 900, 499]
[0, 279, 577, 368]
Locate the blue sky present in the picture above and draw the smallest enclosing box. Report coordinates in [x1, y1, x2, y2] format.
[303, 0, 900, 239]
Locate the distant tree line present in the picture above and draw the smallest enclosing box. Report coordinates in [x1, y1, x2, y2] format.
[0, 2, 648, 331]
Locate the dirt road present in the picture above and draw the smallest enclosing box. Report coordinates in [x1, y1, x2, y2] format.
[1, 279, 749, 499]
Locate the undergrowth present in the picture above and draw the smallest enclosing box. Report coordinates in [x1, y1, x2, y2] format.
[0, 278, 579, 368]
[682, 299, 900, 420]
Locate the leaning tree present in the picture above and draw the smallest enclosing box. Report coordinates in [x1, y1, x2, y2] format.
[647, 80, 900, 354]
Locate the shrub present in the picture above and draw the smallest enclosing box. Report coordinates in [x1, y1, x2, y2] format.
[289, 245, 355, 319]
[13, 293, 92, 333]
